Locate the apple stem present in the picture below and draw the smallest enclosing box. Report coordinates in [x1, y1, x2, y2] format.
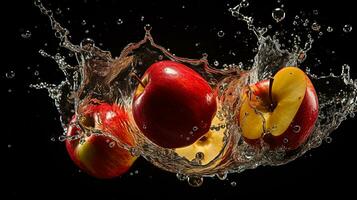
[130, 72, 146, 88]
[269, 77, 276, 111]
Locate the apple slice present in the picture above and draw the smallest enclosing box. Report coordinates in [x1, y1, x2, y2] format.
[175, 108, 225, 165]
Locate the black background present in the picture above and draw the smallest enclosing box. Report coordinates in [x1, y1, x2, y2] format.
[3, 0, 356, 199]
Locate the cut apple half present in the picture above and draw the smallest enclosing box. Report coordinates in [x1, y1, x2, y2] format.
[175, 107, 226, 165]
[239, 67, 308, 139]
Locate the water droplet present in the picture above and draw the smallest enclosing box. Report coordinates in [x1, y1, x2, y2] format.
[283, 138, 289, 144]
[186, 137, 190, 141]
[81, 20, 87, 26]
[343, 24, 352, 33]
[109, 141, 116, 148]
[80, 38, 95, 48]
[8, 144, 12, 148]
[313, 10, 319, 15]
[117, 18, 124, 25]
[327, 26, 334, 32]
[214, 60, 219, 66]
[241, 0, 249, 7]
[217, 30, 225, 37]
[311, 22, 321, 31]
[140, 16, 145, 21]
[192, 126, 198, 131]
[58, 135, 67, 142]
[51, 137, 56, 142]
[5, 70, 15, 79]
[216, 172, 228, 180]
[8, 89, 12, 93]
[34, 70, 40, 76]
[134, 170, 139, 174]
[272, 8, 285, 23]
[231, 181, 237, 187]
[144, 24, 152, 32]
[195, 152, 205, 161]
[325, 137, 332, 143]
[292, 125, 301, 133]
[176, 173, 187, 181]
[187, 176, 203, 187]
[130, 148, 140, 157]
[21, 30, 31, 39]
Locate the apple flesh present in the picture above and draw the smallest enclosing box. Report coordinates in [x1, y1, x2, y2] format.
[132, 60, 217, 148]
[175, 106, 226, 165]
[238, 67, 318, 150]
[66, 101, 137, 179]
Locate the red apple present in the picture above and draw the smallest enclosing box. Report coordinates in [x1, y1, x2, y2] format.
[132, 60, 217, 148]
[66, 100, 137, 179]
[238, 67, 319, 150]
[175, 104, 226, 165]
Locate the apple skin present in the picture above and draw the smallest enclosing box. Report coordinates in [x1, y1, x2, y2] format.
[263, 78, 318, 149]
[132, 60, 217, 148]
[175, 106, 226, 165]
[66, 101, 137, 179]
[238, 67, 319, 150]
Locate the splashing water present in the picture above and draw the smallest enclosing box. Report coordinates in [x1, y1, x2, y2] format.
[31, 0, 356, 185]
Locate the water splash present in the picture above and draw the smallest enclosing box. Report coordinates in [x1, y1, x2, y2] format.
[32, 0, 356, 184]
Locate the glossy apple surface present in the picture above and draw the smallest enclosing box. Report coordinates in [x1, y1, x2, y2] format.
[132, 60, 217, 148]
[66, 101, 137, 178]
[238, 67, 319, 150]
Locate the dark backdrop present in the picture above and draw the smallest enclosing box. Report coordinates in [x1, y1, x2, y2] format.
[3, 0, 355, 199]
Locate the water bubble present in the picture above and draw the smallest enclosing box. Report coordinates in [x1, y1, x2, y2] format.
[272, 8, 285, 23]
[81, 20, 87, 26]
[327, 26, 334, 32]
[231, 181, 237, 187]
[214, 60, 219, 66]
[217, 30, 225, 37]
[5, 70, 15, 79]
[109, 141, 116, 148]
[343, 24, 352, 33]
[58, 135, 67, 142]
[192, 126, 198, 131]
[117, 18, 124, 25]
[283, 138, 289, 144]
[80, 38, 95, 48]
[8, 144, 12, 148]
[292, 125, 301, 133]
[195, 152, 205, 161]
[325, 137, 333, 144]
[216, 172, 228, 180]
[8, 89, 12, 93]
[241, 0, 249, 7]
[187, 176, 203, 187]
[311, 22, 321, 31]
[21, 30, 32, 39]
[176, 173, 187, 181]
[140, 16, 145, 21]
[313, 10, 319, 15]
[84, 29, 90, 34]
[144, 24, 152, 32]
[34, 70, 40, 76]
[51, 137, 56, 142]
[134, 170, 139, 174]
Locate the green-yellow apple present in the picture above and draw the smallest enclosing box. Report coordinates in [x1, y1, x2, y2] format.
[238, 67, 318, 150]
[132, 60, 217, 148]
[66, 100, 137, 179]
[175, 106, 226, 165]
